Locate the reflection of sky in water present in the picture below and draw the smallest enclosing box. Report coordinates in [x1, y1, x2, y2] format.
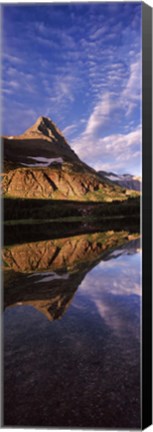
[73, 249, 141, 339]
[4, 242, 141, 428]
[80, 250, 141, 296]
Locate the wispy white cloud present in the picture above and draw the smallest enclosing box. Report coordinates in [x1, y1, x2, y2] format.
[32, 21, 77, 52]
[48, 74, 76, 105]
[122, 54, 142, 115]
[92, 127, 141, 173]
[3, 53, 24, 64]
[36, 36, 58, 49]
[72, 124, 141, 167]
[70, 51, 142, 174]
[85, 92, 112, 135]
[7, 80, 20, 90]
[2, 88, 13, 95]
[3, 67, 38, 96]
[90, 25, 108, 40]
[63, 123, 77, 137]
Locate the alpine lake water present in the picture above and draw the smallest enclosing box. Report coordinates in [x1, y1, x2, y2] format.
[3, 222, 141, 428]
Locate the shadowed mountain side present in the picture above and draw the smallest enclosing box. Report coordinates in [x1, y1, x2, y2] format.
[3, 137, 80, 167]
[3, 232, 140, 321]
[4, 270, 82, 321]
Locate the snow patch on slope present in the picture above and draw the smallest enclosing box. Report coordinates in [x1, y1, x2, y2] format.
[21, 156, 63, 167]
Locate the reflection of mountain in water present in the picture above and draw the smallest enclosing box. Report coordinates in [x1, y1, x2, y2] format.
[3, 231, 139, 320]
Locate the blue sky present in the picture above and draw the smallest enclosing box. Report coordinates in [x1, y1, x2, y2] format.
[2, 2, 142, 175]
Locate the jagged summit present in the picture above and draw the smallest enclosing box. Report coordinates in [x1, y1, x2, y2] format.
[23, 116, 65, 140]
[20, 115, 80, 162]
[4, 115, 81, 167]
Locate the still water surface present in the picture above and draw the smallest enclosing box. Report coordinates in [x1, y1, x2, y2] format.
[3, 230, 141, 428]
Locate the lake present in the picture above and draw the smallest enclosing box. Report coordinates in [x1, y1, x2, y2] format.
[3, 228, 141, 428]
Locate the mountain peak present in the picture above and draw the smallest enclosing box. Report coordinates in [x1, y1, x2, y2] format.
[24, 115, 64, 140]
[7, 115, 81, 165]
[35, 116, 57, 130]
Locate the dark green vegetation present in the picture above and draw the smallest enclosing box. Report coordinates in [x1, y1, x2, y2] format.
[3, 196, 140, 247]
[4, 196, 140, 222]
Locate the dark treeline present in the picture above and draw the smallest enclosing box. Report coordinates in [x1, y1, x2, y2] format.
[3, 196, 140, 222]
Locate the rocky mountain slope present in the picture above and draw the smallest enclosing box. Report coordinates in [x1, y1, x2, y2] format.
[2, 116, 138, 202]
[98, 170, 141, 191]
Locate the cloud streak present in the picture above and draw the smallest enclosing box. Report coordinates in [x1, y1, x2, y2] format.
[70, 53, 142, 174]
